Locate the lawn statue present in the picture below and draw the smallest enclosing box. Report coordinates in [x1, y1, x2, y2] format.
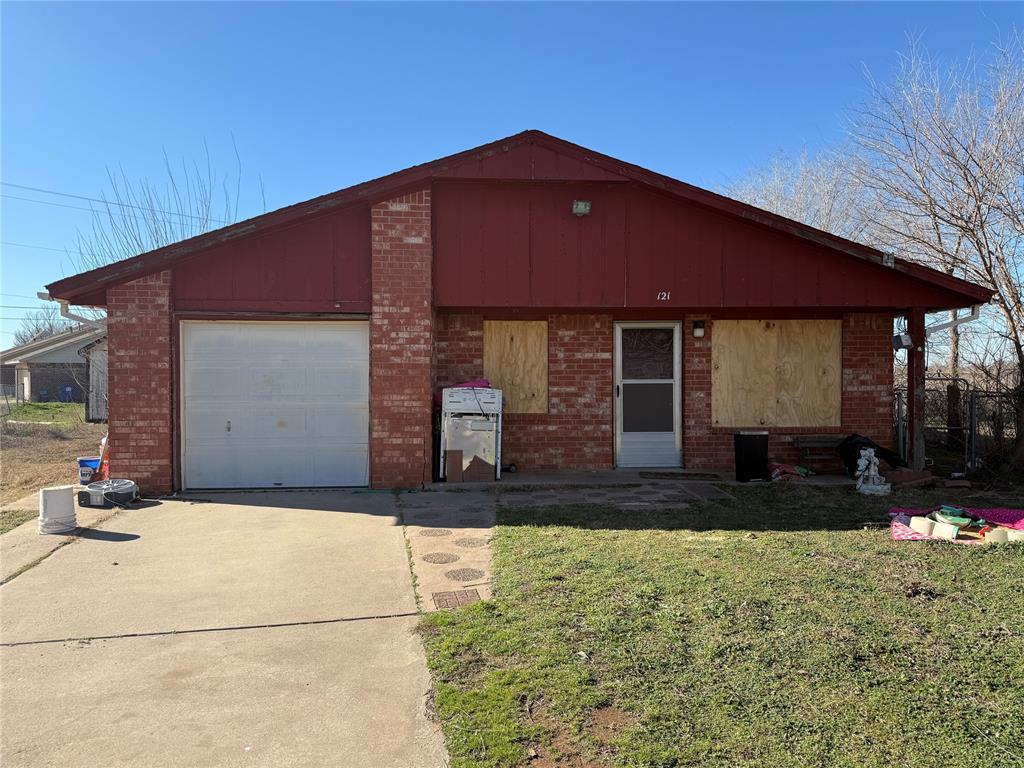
[855, 447, 890, 495]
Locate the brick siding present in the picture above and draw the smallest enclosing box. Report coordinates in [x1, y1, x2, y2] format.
[684, 313, 894, 470]
[369, 190, 434, 488]
[107, 271, 173, 494]
[438, 312, 893, 474]
[435, 312, 614, 472]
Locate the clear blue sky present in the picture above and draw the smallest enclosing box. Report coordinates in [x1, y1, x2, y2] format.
[2, 1, 1019, 341]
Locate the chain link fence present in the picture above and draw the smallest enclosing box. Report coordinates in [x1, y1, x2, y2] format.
[895, 377, 1021, 474]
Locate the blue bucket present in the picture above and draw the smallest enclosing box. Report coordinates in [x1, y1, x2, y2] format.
[77, 457, 100, 484]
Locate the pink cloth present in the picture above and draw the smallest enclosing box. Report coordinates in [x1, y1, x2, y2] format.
[891, 520, 934, 542]
[889, 519, 983, 545]
[889, 506, 1024, 544]
[889, 507, 1024, 529]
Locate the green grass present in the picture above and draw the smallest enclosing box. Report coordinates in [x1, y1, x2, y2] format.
[421, 483, 1024, 768]
[0, 509, 37, 535]
[3, 402, 84, 424]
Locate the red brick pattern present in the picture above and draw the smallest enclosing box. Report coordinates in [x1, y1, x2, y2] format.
[435, 313, 613, 471]
[438, 312, 893, 473]
[683, 313, 894, 470]
[370, 190, 434, 488]
[106, 271, 173, 493]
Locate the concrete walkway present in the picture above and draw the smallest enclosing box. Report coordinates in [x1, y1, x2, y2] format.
[0, 491, 448, 768]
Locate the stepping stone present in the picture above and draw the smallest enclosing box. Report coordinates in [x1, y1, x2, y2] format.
[445, 567, 485, 582]
[422, 552, 459, 564]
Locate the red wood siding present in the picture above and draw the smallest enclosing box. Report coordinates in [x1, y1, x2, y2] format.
[172, 205, 371, 313]
[433, 180, 972, 311]
[434, 140, 628, 182]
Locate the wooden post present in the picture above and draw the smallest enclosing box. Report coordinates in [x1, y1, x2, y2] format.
[907, 307, 927, 470]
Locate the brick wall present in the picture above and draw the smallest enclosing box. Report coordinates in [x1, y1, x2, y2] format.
[369, 190, 434, 488]
[435, 312, 613, 472]
[684, 313, 894, 470]
[107, 271, 173, 493]
[437, 312, 894, 474]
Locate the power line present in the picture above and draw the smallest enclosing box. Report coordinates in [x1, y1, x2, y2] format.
[0, 305, 53, 310]
[1, 181, 228, 223]
[0, 292, 42, 300]
[2, 241, 100, 258]
[2, 192, 218, 225]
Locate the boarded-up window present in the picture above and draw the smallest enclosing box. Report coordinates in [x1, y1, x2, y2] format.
[483, 321, 548, 413]
[712, 320, 841, 427]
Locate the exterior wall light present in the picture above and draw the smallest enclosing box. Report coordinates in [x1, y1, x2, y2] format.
[693, 320, 706, 338]
[571, 200, 592, 217]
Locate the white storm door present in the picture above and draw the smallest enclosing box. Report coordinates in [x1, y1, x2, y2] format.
[181, 321, 369, 489]
[614, 322, 682, 468]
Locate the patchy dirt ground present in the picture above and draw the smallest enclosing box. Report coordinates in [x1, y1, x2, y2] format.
[1, 418, 107, 508]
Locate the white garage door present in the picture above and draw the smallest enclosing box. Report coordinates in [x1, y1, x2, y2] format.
[181, 321, 369, 489]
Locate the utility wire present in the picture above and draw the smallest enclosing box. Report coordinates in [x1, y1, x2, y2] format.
[2, 192, 224, 226]
[2, 241, 102, 258]
[1, 181, 228, 223]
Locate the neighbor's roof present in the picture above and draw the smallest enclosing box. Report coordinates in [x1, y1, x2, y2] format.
[46, 129, 994, 307]
[0, 325, 106, 365]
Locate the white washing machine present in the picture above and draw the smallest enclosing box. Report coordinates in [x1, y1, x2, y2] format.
[440, 387, 503, 480]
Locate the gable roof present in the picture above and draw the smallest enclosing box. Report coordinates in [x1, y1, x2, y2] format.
[46, 129, 993, 307]
[0, 325, 106, 365]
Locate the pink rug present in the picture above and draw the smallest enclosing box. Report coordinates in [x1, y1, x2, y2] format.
[888, 507, 1024, 544]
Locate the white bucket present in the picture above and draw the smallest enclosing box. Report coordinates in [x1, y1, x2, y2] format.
[38, 485, 77, 535]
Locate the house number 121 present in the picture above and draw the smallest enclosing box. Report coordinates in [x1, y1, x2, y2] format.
[657, 291, 671, 301]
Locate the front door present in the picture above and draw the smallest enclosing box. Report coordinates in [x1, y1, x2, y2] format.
[614, 323, 681, 468]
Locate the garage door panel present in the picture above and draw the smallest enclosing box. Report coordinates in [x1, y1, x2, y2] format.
[312, 368, 369, 399]
[312, 446, 369, 486]
[186, 367, 242, 399]
[183, 408, 239, 439]
[186, 326, 252, 359]
[311, 405, 368, 438]
[306, 325, 367, 358]
[182, 321, 369, 489]
[249, 405, 309, 438]
[185, 445, 241, 488]
[250, 368, 306, 399]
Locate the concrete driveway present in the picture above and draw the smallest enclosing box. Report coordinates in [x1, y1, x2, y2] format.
[0, 492, 448, 768]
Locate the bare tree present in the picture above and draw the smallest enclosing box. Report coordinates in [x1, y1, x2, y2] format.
[729, 35, 1024, 465]
[727, 149, 871, 242]
[13, 306, 78, 345]
[71, 139, 244, 271]
[849, 35, 1024, 461]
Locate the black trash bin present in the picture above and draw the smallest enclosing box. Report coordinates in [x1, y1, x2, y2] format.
[734, 430, 769, 482]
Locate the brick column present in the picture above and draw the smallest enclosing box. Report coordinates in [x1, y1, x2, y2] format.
[107, 271, 173, 494]
[841, 313, 895, 447]
[370, 190, 434, 488]
[682, 314, 713, 469]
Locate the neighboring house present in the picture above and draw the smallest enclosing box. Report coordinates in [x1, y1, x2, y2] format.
[78, 336, 109, 421]
[44, 131, 992, 494]
[0, 326, 105, 405]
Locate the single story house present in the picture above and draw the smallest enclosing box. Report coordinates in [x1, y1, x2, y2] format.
[45, 131, 992, 493]
[1, 325, 106, 405]
[78, 335, 109, 421]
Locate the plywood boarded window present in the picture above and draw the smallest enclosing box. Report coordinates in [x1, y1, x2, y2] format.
[711, 320, 841, 427]
[483, 320, 548, 413]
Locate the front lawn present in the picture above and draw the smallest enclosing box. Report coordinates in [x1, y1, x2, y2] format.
[2, 401, 86, 423]
[421, 483, 1024, 768]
